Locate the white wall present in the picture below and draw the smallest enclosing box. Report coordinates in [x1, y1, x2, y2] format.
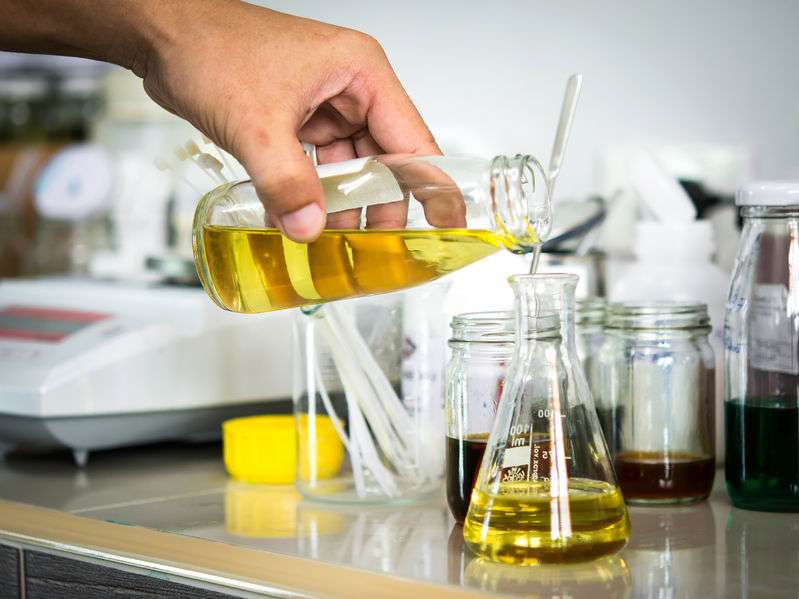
[257, 0, 799, 198]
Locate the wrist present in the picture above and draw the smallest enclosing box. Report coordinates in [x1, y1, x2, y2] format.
[110, 1, 184, 77]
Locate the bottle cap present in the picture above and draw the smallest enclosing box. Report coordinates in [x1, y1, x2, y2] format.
[736, 181, 799, 206]
[223, 415, 343, 484]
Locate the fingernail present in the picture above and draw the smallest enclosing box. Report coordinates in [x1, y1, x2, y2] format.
[278, 203, 324, 241]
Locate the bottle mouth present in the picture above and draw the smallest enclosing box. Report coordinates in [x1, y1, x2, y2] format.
[450, 311, 514, 342]
[489, 154, 551, 251]
[449, 310, 560, 342]
[606, 301, 710, 330]
[576, 297, 606, 325]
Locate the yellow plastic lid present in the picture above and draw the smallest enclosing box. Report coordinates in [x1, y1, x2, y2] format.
[223, 414, 343, 485]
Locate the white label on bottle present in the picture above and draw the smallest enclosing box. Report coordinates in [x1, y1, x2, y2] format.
[317, 158, 404, 215]
[749, 283, 799, 375]
[316, 156, 370, 179]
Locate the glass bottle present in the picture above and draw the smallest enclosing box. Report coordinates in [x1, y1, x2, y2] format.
[601, 302, 715, 504]
[192, 153, 550, 313]
[446, 311, 514, 523]
[725, 181, 799, 512]
[293, 292, 444, 504]
[463, 274, 629, 565]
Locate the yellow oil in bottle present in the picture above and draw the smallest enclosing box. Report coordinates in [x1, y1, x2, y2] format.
[198, 226, 507, 313]
[463, 479, 630, 565]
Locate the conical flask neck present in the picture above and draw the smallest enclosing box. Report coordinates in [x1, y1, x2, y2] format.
[509, 274, 578, 348]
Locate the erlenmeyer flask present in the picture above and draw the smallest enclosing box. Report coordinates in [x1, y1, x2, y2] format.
[463, 273, 630, 564]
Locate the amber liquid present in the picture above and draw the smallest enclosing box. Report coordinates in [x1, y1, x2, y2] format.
[615, 451, 715, 504]
[463, 479, 629, 565]
[446, 434, 488, 523]
[198, 226, 505, 313]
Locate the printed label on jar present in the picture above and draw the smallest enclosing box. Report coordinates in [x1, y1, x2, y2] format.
[749, 283, 799, 375]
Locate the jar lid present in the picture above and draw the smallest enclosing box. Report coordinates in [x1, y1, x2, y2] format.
[606, 301, 710, 330]
[736, 181, 799, 207]
[449, 311, 559, 342]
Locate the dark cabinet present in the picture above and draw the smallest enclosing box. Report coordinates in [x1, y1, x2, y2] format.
[24, 550, 234, 599]
[0, 544, 19, 599]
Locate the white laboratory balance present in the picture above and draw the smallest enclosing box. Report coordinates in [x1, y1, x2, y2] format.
[0, 277, 293, 466]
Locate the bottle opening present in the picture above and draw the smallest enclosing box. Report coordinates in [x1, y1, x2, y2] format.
[490, 155, 551, 252]
[449, 310, 560, 343]
[576, 297, 606, 326]
[606, 301, 710, 330]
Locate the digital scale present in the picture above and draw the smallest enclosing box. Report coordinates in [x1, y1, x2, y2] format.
[0, 277, 294, 465]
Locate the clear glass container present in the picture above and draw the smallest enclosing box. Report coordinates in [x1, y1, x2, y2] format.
[192, 153, 550, 313]
[463, 274, 629, 564]
[725, 182, 799, 512]
[601, 302, 715, 505]
[293, 293, 444, 504]
[445, 311, 513, 523]
[576, 296, 606, 426]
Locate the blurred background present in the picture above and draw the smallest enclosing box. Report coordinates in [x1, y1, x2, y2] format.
[1, 0, 797, 279]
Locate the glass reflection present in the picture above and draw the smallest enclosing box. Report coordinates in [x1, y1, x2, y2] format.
[296, 501, 449, 580]
[464, 553, 630, 598]
[623, 502, 716, 598]
[447, 524, 630, 597]
[225, 482, 307, 538]
[726, 507, 799, 597]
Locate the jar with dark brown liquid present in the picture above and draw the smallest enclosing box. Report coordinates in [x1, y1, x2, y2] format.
[601, 302, 716, 505]
[445, 312, 514, 522]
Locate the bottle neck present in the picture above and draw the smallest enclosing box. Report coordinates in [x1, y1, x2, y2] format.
[740, 205, 799, 218]
[510, 274, 579, 351]
[488, 154, 551, 252]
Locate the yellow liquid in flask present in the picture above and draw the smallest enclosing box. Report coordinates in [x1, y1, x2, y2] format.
[463, 479, 630, 565]
[198, 226, 505, 313]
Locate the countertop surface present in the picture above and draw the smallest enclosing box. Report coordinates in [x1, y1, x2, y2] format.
[1, 442, 797, 598]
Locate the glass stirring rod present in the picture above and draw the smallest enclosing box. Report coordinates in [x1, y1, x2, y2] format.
[530, 73, 583, 274]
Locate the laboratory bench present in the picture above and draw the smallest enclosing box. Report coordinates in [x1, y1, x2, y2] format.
[0, 442, 796, 599]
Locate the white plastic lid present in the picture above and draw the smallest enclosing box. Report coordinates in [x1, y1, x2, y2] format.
[635, 220, 715, 260]
[736, 181, 799, 206]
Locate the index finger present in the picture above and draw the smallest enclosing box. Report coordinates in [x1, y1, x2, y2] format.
[364, 69, 441, 157]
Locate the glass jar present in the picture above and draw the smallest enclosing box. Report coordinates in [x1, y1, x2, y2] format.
[193, 153, 550, 313]
[725, 181, 799, 512]
[601, 302, 715, 505]
[576, 296, 606, 412]
[445, 311, 514, 523]
[293, 292, 444, 504]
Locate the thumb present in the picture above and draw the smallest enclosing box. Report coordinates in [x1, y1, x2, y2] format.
[235, 121, 325, 242]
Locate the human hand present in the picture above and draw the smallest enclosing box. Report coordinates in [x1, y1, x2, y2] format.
[134, 1, 441, 241]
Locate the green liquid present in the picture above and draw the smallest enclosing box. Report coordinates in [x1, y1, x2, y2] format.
[725, 398, 799, 512]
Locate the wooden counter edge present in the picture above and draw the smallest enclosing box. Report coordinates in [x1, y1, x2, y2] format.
[0, 499, 492, 599]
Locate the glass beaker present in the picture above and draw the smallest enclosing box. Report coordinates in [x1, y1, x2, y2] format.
[602, 302, 716, 505]
[446, 311, 514, 523]
[192, 153, 550, 313]
[463, 274, 630, 565]
[725, 181, 799, 512]
[293, 292, 444, 504]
